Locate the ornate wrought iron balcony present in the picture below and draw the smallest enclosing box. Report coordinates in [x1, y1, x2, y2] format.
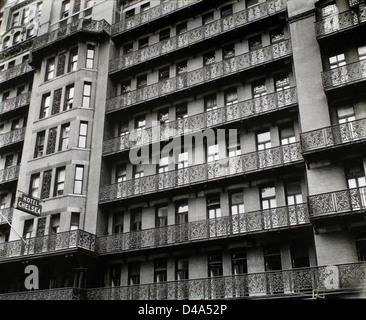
[0, 208, 13, 225]
[322, 60, 366, 90]
[0, 229, 96, 261]
[111, 0, 203, 36]
[301, 118, 366, 153]
[103, 88, 298, 155]
[85, 262, 366, 300]
[106, 39, 292, 113]
[0, 165, 19, 185]
[99, 142, 303, 203]
[349, 0, 365, 8]
[109, 0, 287, 72]
[97, 204, 309, 255]
[315, 5, 366, 38]
[0, 62, 33, 84]
[0, 92, 31, 116]
[32, 19, 111, 52]
[308, 187, 366, 218]
[0, 288, 84, 300]
[0, 127, 26, 149]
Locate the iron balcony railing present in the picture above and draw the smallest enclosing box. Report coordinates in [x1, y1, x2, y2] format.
[315, 5, 366, 38]
[308, 187, 366, 217]
[85, 262, 366, 300]
[103, 88, 298, 155]
[0, 127, 26, 149]
[0, 165, 19, 184]
[97, 203, 309, 255]
[0, 62, 33, 84]
[0, 229, 96, 261]
[111, 0, 203, 36]
[106, 39, 292, 113]
[349, 0, 365, 8]
[322, 60, 366, 90]
[110, 0, 288, 72]
[32, 19, 111, 51]
[300, 118, 366, 153]
[0, 92, 31, 116]
[99, 142, 303, 203]
[0, 208, 13, 225]
[0, 288, 84, 300]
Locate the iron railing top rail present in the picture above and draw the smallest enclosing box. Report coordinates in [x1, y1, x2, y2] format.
[97, 203, 310, 254]
[103, 87, 298, 155]
[111, 0, 203, 36]
[315, 5, 366, 38]
[109, 0, 288, 72]
[0, 287, 83, 300]
[0, 92, 31, 115]
[321, 59, 366, 90]
[106, 39, 292, 113]
[32, 19, 111, 52]
[99, 142, 303, 202]
[300, 117, 366, 152]
[0, 62, 33, 83]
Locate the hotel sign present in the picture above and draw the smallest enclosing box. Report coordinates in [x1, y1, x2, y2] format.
[16, 193, 42, 217]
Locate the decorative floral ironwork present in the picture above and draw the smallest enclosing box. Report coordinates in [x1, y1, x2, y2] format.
[0, 230, 96, 260]
[301, 118, 366, 152]
[40, 170, 52, 200]
[0, 128, 26, 148]
[51, 88, 62, 115]
[46, 127, 57, 155]
[110, 0, 287, 72]
[322, 60, 366, 90]
[308, 187, 366, 217]
[100, 142, 302, 202]
[315, 5, 366, 37]
[0, 165, 19, 184]
[97, 204, 309, 254]
[0, 288, 85, 300]
[0, 92, 31, 115]
[0, 62, 33, 83]
[104, 88, 297, 155]
[106, 40, 292, 113]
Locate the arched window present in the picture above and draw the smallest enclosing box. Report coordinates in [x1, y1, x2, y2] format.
[3, 36, 10, 49]
[13, 32, 21, 44]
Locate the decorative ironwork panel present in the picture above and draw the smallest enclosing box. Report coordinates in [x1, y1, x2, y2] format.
[40, 170, 52, 199]
[56, 54, 66, 76]
[51, 89, 62, 115]
[46, 127, 57, 155]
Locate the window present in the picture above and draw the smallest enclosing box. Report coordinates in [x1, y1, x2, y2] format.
[130, 208, 142, 231]
[176, 22, 187, 35]
[121, 80, 131, 94]
[232, 251, 247, 275]
[73, 165, 84, 194]
[358, 46, 366, 61]
[260, 186, 277, 210]
[158, 108, 169, 124]
[159, 29, 170, 41]
[280, 126, 296, 145]
[156, 205, 168, 227]
[29, 173, 40, 198]
[21, 7, 30, 25]
[116, 164, 126, 182]
[223, 44, 235, 60]
[11, 119, 20, 130]
[176, 103, 188, 120]
[123, 43, 133, 55]
[137, 74, 147, 88]
[23, 219, 33, 239]
[133, 164, 144, 179]
[203, 51, 215, 65]
[154, 260, 167, 282]
[275, 74, 290, 91]
[37, 2, 43, 17]
[141, 2, 150, 12]
[61, 0, 71, 19]
[346, 164, 366, 191]
[112, 211, 124, 234]
[264, 244, 282, 271]
[45, 58, 55, 81]
[68, 49, 78, 72]
[246, 0, 259, 7]
[158, 156, 169, 173]
[257, 130, 271, 150]
[40, 93, 51, 119]
[2, 91, 10, 101]
[159, 67, 169, 81]
[337, 105, 355, 124]
[221, 4, 232, 18]
[82, 82, 92, 108]
[329, 53, 346, 69]
[176, 201, 188, 225]
[27, 27, 34, 38]
[125, 8, 135, 18]
[230, 192, 244, 215]
[8, 60, 15, 68]
[70, 212, 80, 230]
[249, 35, 262, 50]
[64, 84, 74, 110]
[207, 142, 219, 162]
[12, 12, 19, 27]
[34, 131, 45, 158]
[128, 263, 140, 285]
[208, 253, 223, 277]
[176, 61, 187, 75]
[13, 32, 21, 44]
[270, 28, 285, 43]
[59, 123, 70, 151]
[252, 80, 266, 98]
[321, 3, 338, 17]
[86, 45, 95, 68]
[135, 117, 146, 131]
[207, 194, 221, 219]
[176, 258, 189, 280]
[3, 37, 10, 49]
[54, 167, 66, 196]
[5, 155, 13, 168]
[227, 134, 241, 157]
[225, 88, 238, 106]
[202, 12, 214, 25]
[138, 37, 149, 49]
[204, 94, 217, 111]
[78, 121, 88, 148]
[118, 121, 129, 136]
[50, 214, 60, 234]
[285, 181, 303, 205]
